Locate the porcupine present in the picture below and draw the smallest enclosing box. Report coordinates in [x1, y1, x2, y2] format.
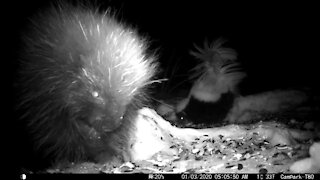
[15, 2, 157, 169]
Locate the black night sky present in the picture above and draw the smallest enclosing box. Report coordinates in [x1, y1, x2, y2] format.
[9, 1, 319, 95]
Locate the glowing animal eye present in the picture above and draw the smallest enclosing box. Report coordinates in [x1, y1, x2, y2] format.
[92, 91, 99, 98]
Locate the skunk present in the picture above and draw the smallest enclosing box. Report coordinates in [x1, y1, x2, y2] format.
[174, 39, 307, 125]
[176, 39, 246, 124]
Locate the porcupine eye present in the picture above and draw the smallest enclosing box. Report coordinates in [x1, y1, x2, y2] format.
[91, 91, 105, 105]
[92, 91, 100, 100]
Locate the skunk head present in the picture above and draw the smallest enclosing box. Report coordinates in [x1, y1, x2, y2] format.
[189, 39, 246, 102]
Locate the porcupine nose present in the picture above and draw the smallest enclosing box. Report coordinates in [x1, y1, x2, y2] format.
[92, 109, 124, 132]
[101, 115, 124, 132]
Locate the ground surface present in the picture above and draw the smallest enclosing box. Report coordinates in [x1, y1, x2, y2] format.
[46, 106, 319, 174]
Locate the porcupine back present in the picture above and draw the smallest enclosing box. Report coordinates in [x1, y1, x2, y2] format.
[16, 3, 157, 167]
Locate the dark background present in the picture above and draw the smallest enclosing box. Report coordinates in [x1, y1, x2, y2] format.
[8, 0, 319, 94]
